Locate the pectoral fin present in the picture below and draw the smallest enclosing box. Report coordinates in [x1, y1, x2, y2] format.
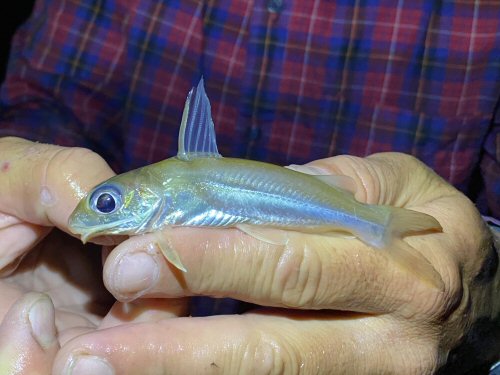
[153, 232, 187, 272]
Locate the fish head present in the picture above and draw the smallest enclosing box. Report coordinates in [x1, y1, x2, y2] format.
[68, 172, 162, 242]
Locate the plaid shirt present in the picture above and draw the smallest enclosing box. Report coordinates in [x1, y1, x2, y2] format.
[1, 0, 499, 216]
[1, 4, 500, 363]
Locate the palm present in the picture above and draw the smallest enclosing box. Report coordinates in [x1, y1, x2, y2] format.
[1, 229, 113, 345]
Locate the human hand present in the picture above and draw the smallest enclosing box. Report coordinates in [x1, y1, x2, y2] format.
[0, 137, 114, 373]
[50, 152, 499, 374]
[0, 136, 115, 272]
[0, 138, 188, 374]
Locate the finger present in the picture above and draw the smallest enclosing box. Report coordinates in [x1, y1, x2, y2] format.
[0, 220, 51, 274]
[99, 298, 190, 329]
[309, 154, 485, 266]
[52, 311, 437, 374]
[103, 227, 441, 315]
[0, 281, 24, 319]
[0, 137, 115, 231]
[305, 152, 457, 207]
[0, 292, 59, 374]
[308, 154, 465, 289]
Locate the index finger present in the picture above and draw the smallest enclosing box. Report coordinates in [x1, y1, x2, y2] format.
[103, 228, 426, 314]
[0, 137, 115, 230]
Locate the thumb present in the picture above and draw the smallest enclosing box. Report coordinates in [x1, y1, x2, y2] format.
[0, 137, 115, 231]
[0, 292, 59, 374]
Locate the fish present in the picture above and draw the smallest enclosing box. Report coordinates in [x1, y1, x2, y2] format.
[68, 78, 443, 288]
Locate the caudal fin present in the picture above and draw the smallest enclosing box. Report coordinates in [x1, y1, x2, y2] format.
[388, 207, 442, 236]
[384, 208, 443, 289]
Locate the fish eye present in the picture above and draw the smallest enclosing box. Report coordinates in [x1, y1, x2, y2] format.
[96, 193, 116, 213]
[90, 186, 122, 214]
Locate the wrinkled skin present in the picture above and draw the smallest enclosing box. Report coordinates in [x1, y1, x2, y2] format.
[0, 136, 498, 374]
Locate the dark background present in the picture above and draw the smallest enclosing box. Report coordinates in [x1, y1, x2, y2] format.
[1, 1, 36, 82]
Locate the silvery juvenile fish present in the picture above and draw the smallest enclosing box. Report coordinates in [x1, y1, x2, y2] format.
[69, 79, 443, 288]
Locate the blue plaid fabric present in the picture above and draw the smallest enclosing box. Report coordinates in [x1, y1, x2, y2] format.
[2, 0, 499, 216]
[1, 0, 499, 216]
[0, 9, 499, 373]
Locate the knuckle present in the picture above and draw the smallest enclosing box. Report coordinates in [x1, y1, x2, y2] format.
[45, 146, 113, 200]
[187, 230, 247, 293]
[273, 240, 323, 308]
[395, 273, 463, 321]
[46, 147, 106, 177]
[334, 155, 376, 203]
[239, 330, 300, 375]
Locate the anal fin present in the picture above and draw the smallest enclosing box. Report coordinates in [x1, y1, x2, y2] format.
[237, 224, 289, 246]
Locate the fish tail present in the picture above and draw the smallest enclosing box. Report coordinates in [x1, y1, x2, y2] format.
[386, 207, 442, 237]
[382, 207, 444, 290]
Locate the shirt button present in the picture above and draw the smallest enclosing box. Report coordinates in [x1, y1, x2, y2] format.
[267, 0, 284, 13]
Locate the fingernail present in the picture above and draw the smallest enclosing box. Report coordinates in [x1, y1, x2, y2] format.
[113, 252, 159, 295]
[68, 355, 114, 375]
[28, 297, 56, 349]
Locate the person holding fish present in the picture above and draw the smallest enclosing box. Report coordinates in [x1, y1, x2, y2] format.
[0, 0, 499, 374]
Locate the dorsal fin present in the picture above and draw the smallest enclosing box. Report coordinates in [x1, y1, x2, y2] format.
[177, 77, 221, 161]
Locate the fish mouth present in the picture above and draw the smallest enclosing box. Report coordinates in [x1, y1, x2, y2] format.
[69, 225, 108, 243]
[69, 217, 135, 244]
